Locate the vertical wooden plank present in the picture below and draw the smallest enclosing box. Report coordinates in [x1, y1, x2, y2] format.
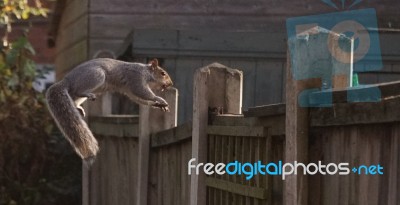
[191, 67, 209, 205]
[265, 133, 273, 205]
[233, 137, 242, 204]
[357, 126, 370, 205]
[186, 141, 193, 205]
[253, 137, 260, 205]
[367, 126, 381, 205]
[133, 139, 139, 204]
[214, 135, 219, 205]
[236, 136, 244, 205]
[157, 148, 163, 205]
[377, 126, 390, 205]
[349, 127, 359, 205]
[388, 124, 399, 205]
[338, 128, 350, 205]
[148, 150, 158, 205]
[181, 143, 186, 205]
[221, 136, 228, 205]
[208, 135, 215, 205]
[82, 160, 90, 205]
[324, 128, 340, 205]
[227, 136, 234, 205]
[166, 146, 173, 205]
[175, 144, 182, 205]
[215, 135, 222, 205]
[243, 136, 251, 205]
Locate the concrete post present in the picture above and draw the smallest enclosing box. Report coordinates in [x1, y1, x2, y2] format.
[136, 87, 178, 205]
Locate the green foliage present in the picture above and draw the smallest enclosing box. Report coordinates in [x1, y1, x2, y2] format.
[0, 0, 49, 46]
[0, 37, 81, 205]
[0, 2, 82, 205]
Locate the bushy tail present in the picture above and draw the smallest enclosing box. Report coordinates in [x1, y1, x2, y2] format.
[46, 80, 99, 164]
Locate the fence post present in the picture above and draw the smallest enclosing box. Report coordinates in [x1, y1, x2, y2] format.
[191, 63, 243, 205]
[285, 26, 352, 205]
[137, 88, 178, 205]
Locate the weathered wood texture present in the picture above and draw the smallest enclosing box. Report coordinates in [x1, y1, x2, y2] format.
[137, 88, 178, 205]
[147, 114, 285, 205]
[206, 116, 285, 205]
[87, 115, 140, 205]
[191, 63, 243, 205]
[148, 124, 193, 205]
[311, 95, 400, 127]
[208, 112, 286, 205]
[309, 123, 400, 205]
[243, 103, 286, 118]
[88, 135, 139, 205]
[85, 0, 400, 48]
[307, 81, 400, 204]
[54, 0, 400, 121]
[285, 26, 353, 205]
[55, 0, 89, 78]
[310, 79, 400, 105]
[206, 126, 272, 205]
[124, 30, 285, 123]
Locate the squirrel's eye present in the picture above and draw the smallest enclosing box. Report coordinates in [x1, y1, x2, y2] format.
[161, 71, 166, 76]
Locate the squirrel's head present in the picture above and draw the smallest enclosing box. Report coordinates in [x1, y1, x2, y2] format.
[148, 59, 173, 91]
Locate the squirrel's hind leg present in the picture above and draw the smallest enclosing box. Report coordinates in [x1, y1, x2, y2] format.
[77, 106, 86, 117]
[74, 97, 88, 117]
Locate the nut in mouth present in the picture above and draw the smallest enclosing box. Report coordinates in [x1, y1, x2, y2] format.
[161, 84, 168, 91]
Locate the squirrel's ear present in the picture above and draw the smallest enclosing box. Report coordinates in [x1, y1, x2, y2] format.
[150, 59, 158, 69]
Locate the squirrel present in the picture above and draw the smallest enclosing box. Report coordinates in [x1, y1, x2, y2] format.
[46, 58, 173, 165]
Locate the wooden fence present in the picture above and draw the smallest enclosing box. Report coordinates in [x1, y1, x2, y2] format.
[83, 27, 399, 205]
[85, 80, 400, 205]
[148, 122, 192, 205]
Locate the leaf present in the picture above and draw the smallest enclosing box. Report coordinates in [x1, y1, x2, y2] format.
[22, 10, 29, 19]
[5, 47, 18, 65]
[23, 40, 35, 55]
[39, 8, 48, 17]
[7, 75, 19, 88]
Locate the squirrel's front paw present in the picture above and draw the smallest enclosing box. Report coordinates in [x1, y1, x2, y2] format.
[152, 97, 169, 112]
[152, 102, 170, 112]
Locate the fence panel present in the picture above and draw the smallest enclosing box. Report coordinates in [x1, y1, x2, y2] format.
[309, 123, 400, 205]
[148, 123, 192, 205]
[206, 125, 272, 205]
[88, 115, 140, 205]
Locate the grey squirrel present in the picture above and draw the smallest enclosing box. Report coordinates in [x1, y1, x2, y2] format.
[46, 58, 173, 164]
